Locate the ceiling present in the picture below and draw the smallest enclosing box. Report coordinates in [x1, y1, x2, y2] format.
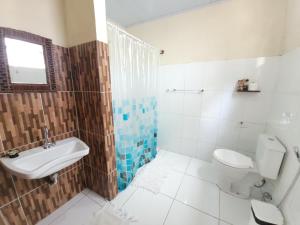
[106, 0, 220, 27]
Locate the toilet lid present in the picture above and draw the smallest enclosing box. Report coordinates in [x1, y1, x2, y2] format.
[213, 149, 254, 169]
[251, 200, 284, 225]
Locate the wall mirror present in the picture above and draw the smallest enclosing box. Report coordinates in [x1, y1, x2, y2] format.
[0, 27, 56, 92]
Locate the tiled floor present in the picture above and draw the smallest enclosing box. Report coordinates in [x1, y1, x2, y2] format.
[38, 150, 251, 225]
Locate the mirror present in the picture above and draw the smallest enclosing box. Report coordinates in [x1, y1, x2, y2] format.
[5, 38, 47, 84]
[0, 27, 55, 92]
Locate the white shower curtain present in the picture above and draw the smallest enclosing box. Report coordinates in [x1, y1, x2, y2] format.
[107, 23, 159, 191]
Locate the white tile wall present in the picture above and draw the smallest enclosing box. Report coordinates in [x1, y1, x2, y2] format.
[158, 52, 300, 225]
[266, 48, 300, 225]
[157, 57, 279, 161]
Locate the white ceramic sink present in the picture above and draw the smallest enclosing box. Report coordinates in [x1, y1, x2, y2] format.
[0, 137, 89, 179]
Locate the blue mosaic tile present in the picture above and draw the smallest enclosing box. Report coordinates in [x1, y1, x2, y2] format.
[113, 97, 158, 191]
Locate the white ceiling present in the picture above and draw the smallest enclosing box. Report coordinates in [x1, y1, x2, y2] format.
[106, 0, 220, 27]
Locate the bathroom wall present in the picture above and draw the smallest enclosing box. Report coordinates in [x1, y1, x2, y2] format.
[64, 0, 117, 200]
[264, 1, 300, 223]
[0, 45, 85, 225]
[64, 0, 108, 46]
[64, 0, 97, 47]
[266, 48, 300, 225]
[0, 2, 86, 225]
[158, 57, 279, 160]
[69, 41, 118, 200]
[0, 0, 117, 224]
[282, 0, 300, 53]
[0, 0, 67, 46]
[127, 0, 287, 65]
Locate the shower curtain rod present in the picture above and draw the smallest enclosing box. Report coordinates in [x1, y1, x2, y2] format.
[107, 21, 158, 51]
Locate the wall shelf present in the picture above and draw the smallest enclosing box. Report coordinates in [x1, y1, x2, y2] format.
[236, 90, 261, 93]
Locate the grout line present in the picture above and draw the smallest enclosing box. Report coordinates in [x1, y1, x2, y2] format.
[218, 183, 221, 225]
[18, 163, 81, 200]
[117, 186, 138, 208]
[162, 151, 222, 221]
[39, 193, 87, 225]
[162, 160, 186, 225]
[11, 176, 30, 225]
[0, 199, 17, 210]
[174, 198, 221, 221]
[72, 90, 112, 94]
[78, 129, 114, 137]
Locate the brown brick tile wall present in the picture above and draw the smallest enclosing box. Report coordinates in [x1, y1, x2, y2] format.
[70, 41, 117, 200]
[20, 165, 85, 225]
[75, 92, 104, 134]
[97, 41, 112, 93]
[0, 165, 17, 207]
[20, 183, 61, 225]
[0, 45, 85, 225]
[0, 40, 117, 224]
[0, 200, 28, 225]
[42, 91, 77, 137]
[69, 41, 100, 92]
[79, 131, 115, 174]
[0, 93, 45, 150]
[53, 45, 72, 91]
[84, 165, 117, 201]
[100, 92, 114, 136]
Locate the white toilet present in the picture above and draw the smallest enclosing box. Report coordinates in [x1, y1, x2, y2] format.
[213, 134, 286, 198]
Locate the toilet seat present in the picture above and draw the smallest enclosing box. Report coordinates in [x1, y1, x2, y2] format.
[213, 149, 254, 169]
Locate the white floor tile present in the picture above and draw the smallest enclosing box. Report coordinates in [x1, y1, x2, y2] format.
[156, 149, 168, 159]
[161, 151, 191, 173]
[160, 170, 184, 198]
[48, 196, 103, 225]
[38, 154, 252, 225]
[110, 185, 137, 208]
[220, 191, 251, 225]
[219, 221, 232, 225]
[123, 188, 173, 225]
[164, 201, 219, 225]
[176, 175, 220, 218]
[37, 193, 86, 225]
[186, 159, 222, 184]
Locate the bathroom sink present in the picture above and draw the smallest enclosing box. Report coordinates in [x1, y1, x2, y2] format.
[0, 137, 89, 179]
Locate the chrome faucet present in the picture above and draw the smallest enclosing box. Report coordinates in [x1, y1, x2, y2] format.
[43, 127, 55, 149]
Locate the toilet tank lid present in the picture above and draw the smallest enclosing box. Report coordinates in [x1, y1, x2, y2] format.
[259, 134, 286, 153]
[251, 200, 284, 225]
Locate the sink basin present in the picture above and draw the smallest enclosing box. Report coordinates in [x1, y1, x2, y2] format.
[0, 137, 89, 179]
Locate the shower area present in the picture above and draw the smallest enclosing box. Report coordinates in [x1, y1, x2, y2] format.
[107, 23, 160, 191]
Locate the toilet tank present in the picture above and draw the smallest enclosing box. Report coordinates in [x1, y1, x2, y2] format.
[256, 134, 286, 180]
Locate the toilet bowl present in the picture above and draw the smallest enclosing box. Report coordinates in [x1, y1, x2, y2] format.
[212, 149, 256, 197]
[213, 134, 286, 198]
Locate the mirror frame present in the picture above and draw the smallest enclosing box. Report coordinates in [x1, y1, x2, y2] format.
[0, 27, 56, 92]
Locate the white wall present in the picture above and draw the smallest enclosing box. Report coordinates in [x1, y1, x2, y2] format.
[158, 56, 279, 160]
[64, 0, 97, 47]
[94, 0, 108, 44]
[266, 48, 300, 225]
[0, 0, 67, 46]
[0, 0, 108, 47]
[127, 0, 287, 65]
[282, 0, 300, 53]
